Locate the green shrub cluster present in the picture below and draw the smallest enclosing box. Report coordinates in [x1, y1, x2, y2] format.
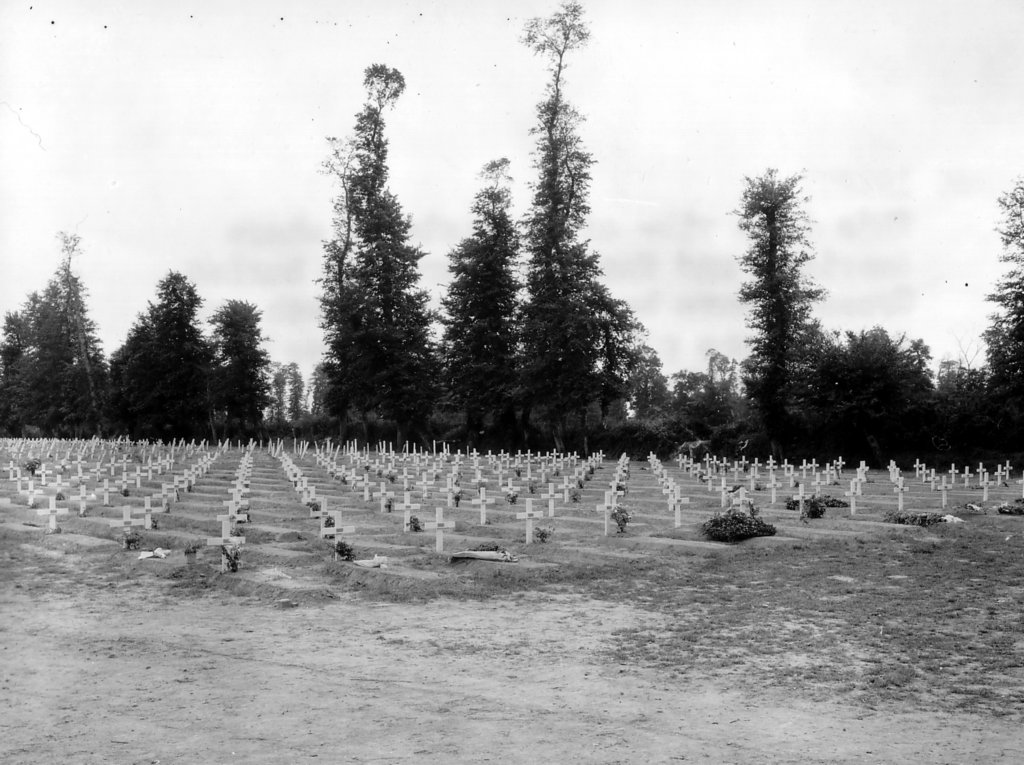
[702, 507, 777, 543]
[883, 510, 946, 526]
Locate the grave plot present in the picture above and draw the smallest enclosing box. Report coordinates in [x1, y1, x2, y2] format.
[4, 438, 1024, 604]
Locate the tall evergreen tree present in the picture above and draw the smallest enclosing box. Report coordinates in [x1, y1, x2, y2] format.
[518, 1, 641, 451]
[320, 64, 438, 446]
[109, 271, 211, 440]
[984, 177, 1024, 441]
[441, 158, 521, 446]
[735, 169, 824, 457]
[209, 300, 271, 440]
[0, 233, 107, 436]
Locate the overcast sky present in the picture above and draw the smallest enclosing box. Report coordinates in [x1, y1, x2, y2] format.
[3, 0, 1023, 385]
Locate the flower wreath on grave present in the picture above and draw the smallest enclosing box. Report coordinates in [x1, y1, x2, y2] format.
[24, 458, 40, 476]
[610, 506, 633, 533]
[997, 500, 1024, 516]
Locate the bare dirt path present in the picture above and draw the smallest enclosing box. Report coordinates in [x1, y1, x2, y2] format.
[2, 544, 1021, 764]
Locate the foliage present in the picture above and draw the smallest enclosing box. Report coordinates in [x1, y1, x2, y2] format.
[984, 177, 1024, 442]
[333, 539, 356, 561]
[701, 506, 777, 543]
[517, 2, 642, 451]
[407, 515, 423, 532]
[610, 506, 632, 533]
[108, 271, 212, 440]
[209, 300, 272, 439]
[883, 510, 946, 527]
[319, 64, 438, 446]
[440, 159, 521, 447]
[786, 494, 849, 518]
[735, 170, 824, 456]
[801, 327, 934, 463]
[307, 500, 322, 516]
[533, 526, 554, 543]
[0, 233, 108, 436]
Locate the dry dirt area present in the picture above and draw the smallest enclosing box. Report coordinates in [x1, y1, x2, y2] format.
[2, 535, 1022, 765]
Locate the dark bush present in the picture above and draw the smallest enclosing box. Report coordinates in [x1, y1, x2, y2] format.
[702, 507, 777, 543]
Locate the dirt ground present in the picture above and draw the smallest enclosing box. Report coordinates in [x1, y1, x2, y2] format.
[2, 540, 1022, 765]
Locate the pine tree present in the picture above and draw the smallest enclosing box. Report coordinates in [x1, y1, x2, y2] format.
[209, 300, 271, 440]
[320, 64, 438, 446]
[518, 2, 640, 451]
[109, 271, 211, 440]
[440, 159, 521, 446]
[984, 177, 1024, 441]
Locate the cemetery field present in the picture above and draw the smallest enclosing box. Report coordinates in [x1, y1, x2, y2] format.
[1, 443, 1023, 763]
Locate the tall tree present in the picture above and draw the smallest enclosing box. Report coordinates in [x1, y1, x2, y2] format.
[209, 300, 271, 440]
[319, 64, 438, 446]
[984, 176, 1024, 440]
[109, 271, 211, 440]
[0, 234, 107, 436]
[802, 328, 934, 463]
[440, 158, 521, 446]
[735, 169, 824, 456]
[627, 344, 670, 420]
[518, 1, 640, 451]
[286, 362, 305, 422]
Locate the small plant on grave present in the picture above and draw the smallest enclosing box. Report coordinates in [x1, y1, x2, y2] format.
[701, 505, 777, 543]
[306, 499, 322, 515]
[614, 481, 627, 495]
[332, 539, 355, 561]
[24, 458, 40, 476]
[384, 497, 394, 512]
[121, 529, 143, 550]
[570, 488, 582, 503]
[533, 526, 554, 543]
[385, 470, 397, 484]
[149, 516, 160, 530]
[515, 467, 522, 478]
[55, 491, 66, 501]
[183, 540, 201, 555]
[505, 490, 519, 505]
[553, 468, 561, 477]
[610, 506, 633, 534]
[121, 488, 131, 497]
[220, 544, 241, 572]
[407, 515, 423, 532]
[528, 481, 537, 494]
[229, 525, 244, 537]
[882, 509, 946, 527]
[452, 489, 462, 507]
[576, 477, 585, 489]
[322, 513, 335, 528]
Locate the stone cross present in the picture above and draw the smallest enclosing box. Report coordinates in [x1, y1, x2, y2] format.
[398, 492, 422, 532]
[792, 484, 807, 515]
[596, 491, 616, 536]
[517, 499, 545, 545]
[423, 506, 456, 552]
[765, 474, 782, 505]
[540, 484, 559, 517]
[110, 504, 144, 535]
[320, 509, 355, 541]
[470, 487, 497, 525]
[37, 495, 68, 533]
[843, 480, 858, 515]
[894, 478, 909, 512]
[669, 489, 690, 528]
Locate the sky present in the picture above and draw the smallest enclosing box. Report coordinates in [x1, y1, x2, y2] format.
[3, 0, 1024, 386]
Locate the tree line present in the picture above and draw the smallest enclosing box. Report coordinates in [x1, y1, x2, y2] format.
[3, 2, 1024, 466]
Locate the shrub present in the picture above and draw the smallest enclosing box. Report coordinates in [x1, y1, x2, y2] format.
[407, 515, 423, 532]
[610, 506, 632, 533]
[306, 499, 321, 515]
[883, 510, 946, 527]
[702, 506, 777, 543]
[333, 539, 355, 561]
[533, 526, 554, 543]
